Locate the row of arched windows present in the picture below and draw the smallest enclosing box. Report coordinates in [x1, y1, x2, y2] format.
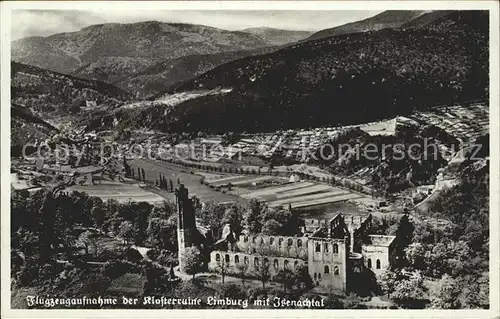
[367, 258, 381, 269]
[315, 243, 339, 254]
[242, 236, 304, 248]
[215, 253, 302, 270]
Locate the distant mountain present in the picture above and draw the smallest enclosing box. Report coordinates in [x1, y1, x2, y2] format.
[107, 11, 488, 134]
[11, 62, 132, 119]
[241, 27, 313, 45]
[12, 21, 270, 83]
[112, 27, 312, 97]
[308, 10, 450, 40]
[117, 46, 279, 98]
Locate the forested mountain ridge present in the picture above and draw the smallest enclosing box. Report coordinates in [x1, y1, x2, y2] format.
[307, 10, 441, 40]
[109, 11, 488, 134]
[241, 27, 313, 45]
[12, 21, 271, 83]
[11, 62, 133, 117]
[11, 104, 60, 156]
[117, 46, 279, 98]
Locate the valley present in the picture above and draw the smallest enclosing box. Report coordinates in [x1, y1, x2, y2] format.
[9, 9, 491, 311]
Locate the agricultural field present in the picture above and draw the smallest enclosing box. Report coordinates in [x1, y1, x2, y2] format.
[66, 180, 165, 204]
[410, 104, 489, 144]
[128, 158, 245, 204]
[359, 118, 397, 136]
[205, 173, 375, 212]
[205, 174, 286, 187]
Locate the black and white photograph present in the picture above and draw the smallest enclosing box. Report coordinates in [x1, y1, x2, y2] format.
[1, 1, 499, 317]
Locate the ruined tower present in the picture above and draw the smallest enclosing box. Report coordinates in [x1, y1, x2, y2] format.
[176, 184, 196, 271]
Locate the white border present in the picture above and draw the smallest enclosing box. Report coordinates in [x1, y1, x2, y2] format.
[1, 1, 499, 318]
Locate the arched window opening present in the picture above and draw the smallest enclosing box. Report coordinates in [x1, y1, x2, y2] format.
[333, 243, 339, 254]
[287, 238, 293, 246]
[324, 243, 329, 253]
[284, 260, 289, 269]
[244, 256, 249, 265]
[324, 265, 330, 274]
[278, 238, 284, 246]
[225, 254, 230, 263]
[315, 243, 321, 252]
[367, 258, 372, 269]
[334, 266, 339, 275]
[294, 261, 299, 270]
[274, 259, 279, 270]
[215, 253, 220, 262]
[235, 255, 240, 264]
[297, 239, 302, 247]
[376, 259, 381, 269]
[270, 237, 274, 245]
[254, 257, 260, 267]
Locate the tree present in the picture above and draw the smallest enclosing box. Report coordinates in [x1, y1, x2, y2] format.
[390, 274, 426, 308]
[137, 167, 141, 181]
[430, 274, 461, 309]
[80, 230, 102, 257]
[90, 197, 105, 231]
[393, 213, 414, 268]
[219, 284, 247, 300]
[261, 207, 301, 236]
[141, 168, 146, 182]
[197, 201, 225, 240]
[16, 228, 40, 262]
[243, 199, 264, 234]
[236, 263, 249, 286]
[343, 293, 365, 309]
[215, 259, 230, 284]
[262, 219, 283, 235]
[221, 206, 244, 236]
[169, 179, 174, 192]
[254, 259, 271, 289]
[379, 270, 400, 296]
[405, 242, 426, 270]
[294, 264, 313, 289]
[147, 217, 177, 251]
[118, 221, 135, 245]
[158, 174, 164, 188]
[181, 246, 203, 280]
[274, 268, 295, 292]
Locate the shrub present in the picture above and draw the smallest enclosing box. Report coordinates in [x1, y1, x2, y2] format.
[219, 284, 247, 300]
[146, 248, 161, 261]
[125, 247, 144, 262]
[102, 260, 137, 279]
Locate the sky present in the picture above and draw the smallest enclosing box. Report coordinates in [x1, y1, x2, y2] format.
[11, 9, 382, 40]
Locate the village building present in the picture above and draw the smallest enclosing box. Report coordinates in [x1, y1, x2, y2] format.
[10, 172, 44, 193]
[39, 163, 104, 185]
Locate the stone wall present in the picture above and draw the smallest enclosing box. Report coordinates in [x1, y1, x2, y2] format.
[307, 237, 348, 291]
[361, 245, 391, 276]
[235, 235, 308, 260]
[208, 251, 306, 278]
